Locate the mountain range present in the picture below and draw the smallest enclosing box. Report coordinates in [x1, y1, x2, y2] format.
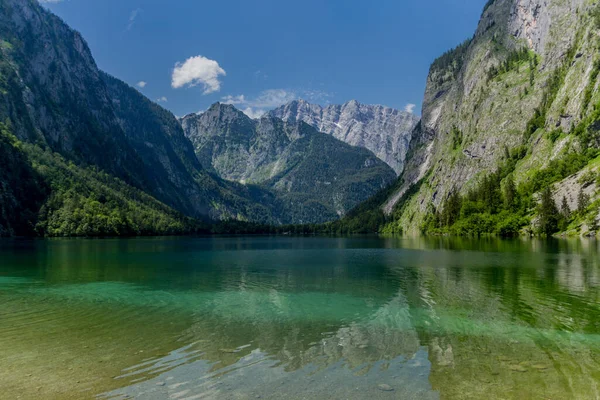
[181, 103, 396, 224]
[0, 0, 276, 234]
[269, 99, 419, 175]
[2, 0, 600, 237]
[0, 0, 402, 234]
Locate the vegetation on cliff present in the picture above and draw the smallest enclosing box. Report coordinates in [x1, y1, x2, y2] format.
[0, 123, 205, 237]
[370, 0, 600, 237]
[0, 125, 47, 236]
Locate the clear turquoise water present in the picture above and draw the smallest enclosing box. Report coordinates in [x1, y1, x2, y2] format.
[1, 237, 600, 399]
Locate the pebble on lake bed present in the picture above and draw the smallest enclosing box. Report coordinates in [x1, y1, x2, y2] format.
[532, 364, 549, 370]
[219, 349, 240, 353]
[378, 384, 394, 392]
[508, 365, 528, 372]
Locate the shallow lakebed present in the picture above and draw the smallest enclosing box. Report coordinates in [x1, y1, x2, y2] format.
[1, 236, 600, 399]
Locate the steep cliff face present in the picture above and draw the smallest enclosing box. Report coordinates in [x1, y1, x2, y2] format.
[182, 103, 397, 223]
[0, 0, 141, 177]
[0, 0, 282, 225]
[383, 0, 600, 235]
[101, 73, 213, 217]
[269, 100, 419, 174]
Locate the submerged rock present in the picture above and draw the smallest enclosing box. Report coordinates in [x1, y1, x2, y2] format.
[532, 364, 550, 370]
[508, 365, 528, 373]
[219, 348, 240, 354]
[377, 384, 394, 392]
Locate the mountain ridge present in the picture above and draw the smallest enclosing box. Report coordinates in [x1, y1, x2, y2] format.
[0, 0, 285, 230]
[181, 102, 397, 224]
[4, 0, 600, 237]
[268, 99, 419, 174]
[371, 0, 600, 236]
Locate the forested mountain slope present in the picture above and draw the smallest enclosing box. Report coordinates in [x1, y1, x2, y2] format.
[0, 125, 46, 236]
[376, 0, 600, 236]
[0, 0, 282, 231]
[0, 123, 200, 237]
[182, 104, 397, 224]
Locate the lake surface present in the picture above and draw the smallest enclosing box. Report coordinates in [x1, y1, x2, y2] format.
[1, 237, 600, 399]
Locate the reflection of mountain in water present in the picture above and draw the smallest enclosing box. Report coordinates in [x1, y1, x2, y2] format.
[105, 241, 600, 399]
[179, 289, 421, 373]
[3, 238, 600, 399]
[101, 348, 438, 400]
[102, 287, 433, 400]
[389, 253, 600, 400]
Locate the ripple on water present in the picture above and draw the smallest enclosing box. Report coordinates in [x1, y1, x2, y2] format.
[2, 237, 600, 399]
[100, 348, 439, 400]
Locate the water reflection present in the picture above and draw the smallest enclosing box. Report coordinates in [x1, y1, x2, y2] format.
[0, 237, 600, 399]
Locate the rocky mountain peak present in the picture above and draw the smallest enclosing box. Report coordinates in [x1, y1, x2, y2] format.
[268, 100, 419, 174]
[183, 104, 323, 149]
[345, 99, 361, 108]
[203, 102, 250, 122]
[180, 103, 396, 223]
[289, 99, 310, 107]
[181, 103, 255, 143]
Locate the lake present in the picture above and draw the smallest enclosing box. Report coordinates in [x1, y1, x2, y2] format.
[1, 237, 600, 399]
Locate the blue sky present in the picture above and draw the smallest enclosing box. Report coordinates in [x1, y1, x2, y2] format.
[41, 0, 486, 117]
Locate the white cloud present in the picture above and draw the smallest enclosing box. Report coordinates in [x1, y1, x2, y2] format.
[38, 0, 63, 3]
[222, 89, 295, 108]
[253, 89, 298, 108]
[241, 108, 266, 119]
[404, 103, 416, 114]
[303, 89, 333, 103]
[221, 89, 297, 119]
[156, 96, 168, 103]
[171, 56, 226, 94]
[127, 8, 142, 31]
[220, 88, 335, 119]
[254, 70, 268, 81]
[221, 95, 246, 105]
[136, 81, 147, 89]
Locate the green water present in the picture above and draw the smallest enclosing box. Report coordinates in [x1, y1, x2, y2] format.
[2, 237, 600, 399]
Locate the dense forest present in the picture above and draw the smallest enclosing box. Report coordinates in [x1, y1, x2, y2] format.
[0, 123, 208, 237]
[0, 124, 47, 236]
[0, 120, 387, 238]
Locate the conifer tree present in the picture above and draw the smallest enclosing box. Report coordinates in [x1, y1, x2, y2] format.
[577, 189, 590, 214]
[561, 196, 570, 220]
[504, 175, 517, 211]
[537, 187, 559, 236]
[559, 196, 571, 231]
[442, 191, 462, 227]
[587, 212, 599, 233]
